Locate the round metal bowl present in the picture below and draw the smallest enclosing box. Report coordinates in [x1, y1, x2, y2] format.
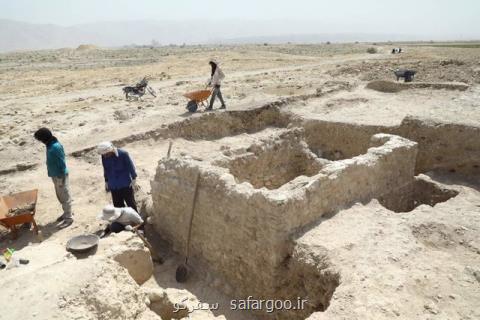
[66, 234, 100, 253]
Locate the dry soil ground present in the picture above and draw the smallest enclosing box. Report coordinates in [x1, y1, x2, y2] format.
[0, 43, 479, 319]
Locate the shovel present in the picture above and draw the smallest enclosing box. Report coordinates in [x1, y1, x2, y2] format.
[175, 172, 201, 282]
[135, 229, 163, 263]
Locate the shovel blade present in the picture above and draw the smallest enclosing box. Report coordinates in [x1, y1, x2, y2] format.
[175, 264, 189, 283]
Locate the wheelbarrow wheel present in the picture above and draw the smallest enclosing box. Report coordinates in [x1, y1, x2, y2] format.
[186, 100, 198, 113]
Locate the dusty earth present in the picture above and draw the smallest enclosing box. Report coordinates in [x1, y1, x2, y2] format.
[1, 43, 480, 319]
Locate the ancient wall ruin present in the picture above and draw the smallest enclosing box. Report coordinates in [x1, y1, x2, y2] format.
[398, 117, 480, 174]
[68, 101, 480, 177]
[303, 116, 480, 175]
[150, 129, 418, 317]
[61, 98, 474, 318]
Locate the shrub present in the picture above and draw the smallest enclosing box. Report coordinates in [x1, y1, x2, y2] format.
[367, 47, 378, 54]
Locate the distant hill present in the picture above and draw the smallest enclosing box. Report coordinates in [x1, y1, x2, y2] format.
[0, 19, 162, 51]
[0, 19, 93, 52]
[0, 19, 476, 52]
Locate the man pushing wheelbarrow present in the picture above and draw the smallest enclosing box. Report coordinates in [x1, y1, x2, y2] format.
[183, 59, 226, 113]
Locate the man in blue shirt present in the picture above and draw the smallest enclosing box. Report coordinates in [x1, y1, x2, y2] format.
[97, 141, 138, 212]
[34, 128, 73, 228]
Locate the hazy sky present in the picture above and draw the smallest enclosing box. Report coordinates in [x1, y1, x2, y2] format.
[1, 0, 479, 37]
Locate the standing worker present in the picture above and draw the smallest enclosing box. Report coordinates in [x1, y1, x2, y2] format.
[206, 59, 226, 111]
[34, 127, 74, 228]
[97, 141, 138, 212]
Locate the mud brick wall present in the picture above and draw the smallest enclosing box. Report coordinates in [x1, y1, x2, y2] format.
[151, 161, 286, 297]
[398, 117, 480, 175]
[302, 119, 388, 160]
[280, 134, 418, 233]
[218, 131, 326, 190]
[150, 133, 417, 299]
[302, 116, 480, 175]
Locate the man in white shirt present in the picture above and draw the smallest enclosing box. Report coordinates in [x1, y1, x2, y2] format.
[206, 59, 226, 111]
[98, 204, 144, 237]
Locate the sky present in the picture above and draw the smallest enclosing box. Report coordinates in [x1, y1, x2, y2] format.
[1, 0, 479, 38]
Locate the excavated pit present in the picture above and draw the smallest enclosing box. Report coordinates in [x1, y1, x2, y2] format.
[226, 149, 320, 190]
[215, 130, 329, 190]
[63, 101, 476, 319]
[150, 122, 420, 319]
[70, 97, 480, 178]
[63, 102, 475, 318]
[379, 175, 459, 213]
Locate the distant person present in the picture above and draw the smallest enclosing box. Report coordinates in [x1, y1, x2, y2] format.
[97, 141, 138, 212]
[206, 59, 226, 111]
[34, 127, 73, 228]
[98, 204, 144, 237]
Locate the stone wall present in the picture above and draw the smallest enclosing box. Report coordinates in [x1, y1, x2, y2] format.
[150, 132, 417, 303]
[280, 134, 418, 235]
[398, 117, 480, 175]
[303, 119, 384, 160]
[214, 129, 327, 190]
[303, 116, 480, 175]
[69, 96, 479, 176]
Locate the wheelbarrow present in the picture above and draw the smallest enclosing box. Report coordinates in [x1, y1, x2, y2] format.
[183, 88, 212, 113]
[0, 189, 39, 239]
[393, 69, 416, 82]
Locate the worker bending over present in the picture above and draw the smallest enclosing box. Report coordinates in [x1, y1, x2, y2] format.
[98, 204, 144, 237]
[97, 141, 138, 212]
[34, 127, 74, 228]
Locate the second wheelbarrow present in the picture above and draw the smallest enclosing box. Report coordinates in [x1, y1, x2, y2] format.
[183, 89, 212, 113]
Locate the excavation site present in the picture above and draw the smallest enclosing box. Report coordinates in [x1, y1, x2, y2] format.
[1, 42, 480, 320]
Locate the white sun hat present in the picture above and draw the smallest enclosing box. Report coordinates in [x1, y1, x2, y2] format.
[97, 141, 118, 156]
[98, 205, 122, 222]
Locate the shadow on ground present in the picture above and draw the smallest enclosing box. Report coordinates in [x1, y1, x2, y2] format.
[143, 224, 259, 320]
[0, 220, 63, 251]
[426, 171, 480, 192]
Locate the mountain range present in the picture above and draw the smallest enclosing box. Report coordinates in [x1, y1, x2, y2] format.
[0, 19, 477, 52]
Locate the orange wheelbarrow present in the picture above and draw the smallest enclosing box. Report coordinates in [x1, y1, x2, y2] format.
[0, 189, 39, 239]
[183, 88, 212, 113]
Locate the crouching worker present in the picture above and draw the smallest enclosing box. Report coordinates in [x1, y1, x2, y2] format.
[97, 141, 138, 212]
[98, 204, 144, 237]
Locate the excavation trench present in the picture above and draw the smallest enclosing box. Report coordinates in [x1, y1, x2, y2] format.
[69, 95, 480, 177]
[214, 129, 329, 190]
[66, 101, 476, 319]
[379, 175, 459, 213]
[148, 116, 421, 319]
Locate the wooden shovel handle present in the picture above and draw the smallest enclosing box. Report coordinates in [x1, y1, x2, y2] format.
[185, 172, 201, 263]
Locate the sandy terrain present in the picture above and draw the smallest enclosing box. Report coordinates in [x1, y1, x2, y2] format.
[1, 43, 479, 319]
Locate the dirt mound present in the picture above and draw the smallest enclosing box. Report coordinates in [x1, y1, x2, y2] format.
[366, 80, 403, 93]
[0, 238, 157, 320]
[366, 80, 470, 93]
[76, 44, 99, 51]
[329, 58, 480, 84]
